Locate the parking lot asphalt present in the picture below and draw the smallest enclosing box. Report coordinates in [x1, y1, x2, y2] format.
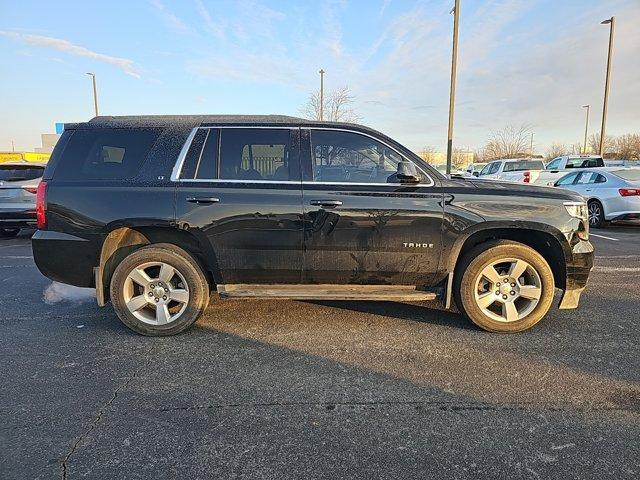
[1, 228, 639, 479]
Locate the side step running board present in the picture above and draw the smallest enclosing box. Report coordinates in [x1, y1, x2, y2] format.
[217, 284, 437, 301]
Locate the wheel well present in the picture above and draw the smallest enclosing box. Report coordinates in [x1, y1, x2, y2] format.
[99, 227, 214, 303]
[454, 228, 567, 290]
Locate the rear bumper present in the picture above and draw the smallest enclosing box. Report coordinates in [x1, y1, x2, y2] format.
[32, 230, 100, 287]
[0, 208, 36, 228]
[558, 239, 594, 309]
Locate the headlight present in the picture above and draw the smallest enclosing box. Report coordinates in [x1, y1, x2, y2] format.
[564, 201, 589, 240]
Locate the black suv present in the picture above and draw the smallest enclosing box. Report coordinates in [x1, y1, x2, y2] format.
[33, 115, 593, 335]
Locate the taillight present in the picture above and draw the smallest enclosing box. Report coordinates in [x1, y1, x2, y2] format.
[619, 188, 640, 197]
[523, 171, 531, 183]
[36, 181, 47, 230]
[22, 186, 38, 195]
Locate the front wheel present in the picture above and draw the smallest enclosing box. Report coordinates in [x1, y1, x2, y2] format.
[110, 243, 210, 336]
[454, 240, 555, 333]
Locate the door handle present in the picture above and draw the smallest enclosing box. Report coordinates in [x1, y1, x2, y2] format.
[310, 199, 342, 208]
[186, 197, 220, 204]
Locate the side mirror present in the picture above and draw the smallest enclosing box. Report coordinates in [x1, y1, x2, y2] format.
[396, 161, 421, 183]
[473, 171, 480, 177]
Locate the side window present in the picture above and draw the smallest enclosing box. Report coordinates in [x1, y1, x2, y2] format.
[577, 172, 603, 184]
[478, 163, 492, 176]
[180, 128, 219, 180]
[53, 128, 161, 180]
[489, 162, 501, 174]
[219, 128, 292, 181]
[546, 158, 561, 170]
[556, 172, 579, 186]
[309, 129, 422, 183]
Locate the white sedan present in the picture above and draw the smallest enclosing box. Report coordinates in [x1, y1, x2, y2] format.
[553, 167, 640, 228]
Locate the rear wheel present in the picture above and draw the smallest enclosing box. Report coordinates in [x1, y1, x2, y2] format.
[110, 243, 210, 336]
[0, 229, 20, 238]
[454, 240, 555, 333]
[587, 199, 606, 228]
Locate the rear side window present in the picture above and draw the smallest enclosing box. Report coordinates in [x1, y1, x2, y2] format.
[566, 157, 604, 168]
[0, 165, 44, 182]
[53, 128, 161, 181]
[178, 128, 295, 181]
[503, 160, 544, 172]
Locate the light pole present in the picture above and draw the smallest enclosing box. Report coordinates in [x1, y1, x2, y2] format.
[529, 132, 534, 157]
[599, 17, 615, 156]
[86, 72, 99, 117]
[446, 0, 461, 175]
[319, 69, 325, 121]
[582, 104, 590, 154]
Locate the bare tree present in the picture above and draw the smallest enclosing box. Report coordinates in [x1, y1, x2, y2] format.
[545, 143, 568, 160]
[481, 124, 532, 160]
[418, 146, 438, 165]
[614, 134, 640, 160]
[300, 86, 360, 123]
[588, 133, 616, 157]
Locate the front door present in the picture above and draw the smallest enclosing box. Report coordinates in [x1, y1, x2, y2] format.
[175, 127, 303, 284]
[300, 128, 444, 285]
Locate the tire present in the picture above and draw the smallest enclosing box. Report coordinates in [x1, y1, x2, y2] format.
[0, 229, 20, 238]
[587, 199, 606, 228]
[454, 240, 555, 333]
[110, 243, 210, 336]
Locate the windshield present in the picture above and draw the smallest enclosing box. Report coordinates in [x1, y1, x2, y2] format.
[503, 160, 544, 172]
[0, 165, 45, 182]
[612, 169, 640, 182]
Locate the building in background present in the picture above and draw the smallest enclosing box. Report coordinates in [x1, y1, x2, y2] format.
[1, 124, 62, 163]
[34, 133, 61, 154]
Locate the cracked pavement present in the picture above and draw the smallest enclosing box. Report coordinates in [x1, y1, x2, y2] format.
[1, 227, 639, 479]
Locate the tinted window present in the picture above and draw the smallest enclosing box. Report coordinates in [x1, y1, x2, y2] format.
[219, 128, 292, 181]
[503, 160, 544, 172]
[566, 157, 604, 168]
[310, 130, 421, 183]
[54, 128, 161, 180]
[180, 128, 219, 180]
[0, 165, 44, 182]
[556, 172, 579, 186]
[488, 162, 500, 174]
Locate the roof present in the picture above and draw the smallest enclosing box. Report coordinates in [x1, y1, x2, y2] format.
[77, 115, 375, 129]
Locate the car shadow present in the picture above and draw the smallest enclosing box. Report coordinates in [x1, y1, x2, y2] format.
[302, 300, 476, 331]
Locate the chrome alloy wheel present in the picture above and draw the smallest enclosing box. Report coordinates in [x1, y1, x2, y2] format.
[122, 262, 189, 325]
[588, 202, 601, 226]
[473, 258, 542, 323]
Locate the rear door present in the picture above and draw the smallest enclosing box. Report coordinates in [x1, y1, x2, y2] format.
[174, 126, 304, 284]
[300, 128, 444, 285]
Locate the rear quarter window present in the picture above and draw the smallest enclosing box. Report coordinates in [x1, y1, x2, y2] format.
[52, 128, 161, 181]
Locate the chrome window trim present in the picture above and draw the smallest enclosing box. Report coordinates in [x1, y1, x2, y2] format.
[170, 125, 435, 187]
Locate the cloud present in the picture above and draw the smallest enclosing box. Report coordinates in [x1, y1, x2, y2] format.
[195, 0, 224, 38]
[0, 30, 142, 77]
[148, 0, 190, 33]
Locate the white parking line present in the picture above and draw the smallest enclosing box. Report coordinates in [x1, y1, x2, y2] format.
[593, 266, 640, 272]
[589, 233, 619, 241]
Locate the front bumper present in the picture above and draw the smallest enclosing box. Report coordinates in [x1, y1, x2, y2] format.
[558, 239, 594, 309]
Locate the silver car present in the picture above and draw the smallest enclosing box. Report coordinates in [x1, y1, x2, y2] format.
[554, 167, 640, 228]
[0, 162, 46, 237]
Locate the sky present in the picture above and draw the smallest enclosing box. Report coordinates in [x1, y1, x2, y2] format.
[1, 0, 639, 154]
